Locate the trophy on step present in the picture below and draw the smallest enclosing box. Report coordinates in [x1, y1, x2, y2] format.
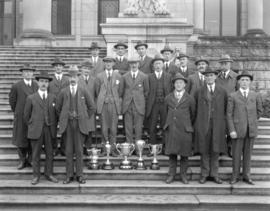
[116, 142, 135, 170]
[148, 144, 163, 170]
[134, 140, 147, 170]
[102, 141, 114, 170]
[87, 148, 101, 170]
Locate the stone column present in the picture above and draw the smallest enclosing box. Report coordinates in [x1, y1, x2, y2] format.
[193, 0, 204, 34]
[246, 0, 266, 37]
[15, 0, 54, 46]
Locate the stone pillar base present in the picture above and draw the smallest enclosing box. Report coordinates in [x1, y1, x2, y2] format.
[244, 29, 268, 38]
[14, 29, 55, 47]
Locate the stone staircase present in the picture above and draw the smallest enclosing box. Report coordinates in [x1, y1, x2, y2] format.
[0, 46, 269, 210]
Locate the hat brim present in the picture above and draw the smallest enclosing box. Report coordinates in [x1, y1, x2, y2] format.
[20, 68, 36, 72]
[52, 62, 65, 66]
[236, 74, 253, 81]
[103, 59, 116, 63]
[160, 49, 173, 54]
[35, 76, 53, 82]
[172, 77, 187, 83]
[151, 58, 164, 64]
[195, 59, 209, 66]
[134, 43, 148, 50]
[114, 43, 128, 49]
[202, 71, 218, 75]
[177, 55, 189, 59]
[89, 46, 101, 50]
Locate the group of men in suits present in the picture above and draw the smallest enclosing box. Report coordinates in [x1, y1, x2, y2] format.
[9, 40, 263, 186]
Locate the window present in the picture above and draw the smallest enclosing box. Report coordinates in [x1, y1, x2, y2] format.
[52, 0, 71, 35]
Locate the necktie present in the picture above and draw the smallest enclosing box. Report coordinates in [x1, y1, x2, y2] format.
[108, 72, 111, 81]
[177, 92, 181, 101]
[120, 57, 122, 62]
[223, 72, 226, 79]
[140, 57, 144, 61]
[42, 93, 46, 102]
[165, 63, 168, 70]
[243, 91, 247, 99]
[85, 77, 88, 84]
[210, 85, 214, 95]
[132, 73, 136, 81]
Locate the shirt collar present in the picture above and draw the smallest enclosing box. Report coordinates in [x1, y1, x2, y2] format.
[23, 79, 32, 86]
[38, 89, 47, 99]
[155, 71, 162, 77]
[131, 70, 139, 77]
[70, 84, 78, 92]
[239, 88, 249, 95]
[140, 55, 146, 61]
[55, 73, 63, 80]
[198, 72, 204, 80]
[181, 66, 187, 72]
[207, 83, 215, 91]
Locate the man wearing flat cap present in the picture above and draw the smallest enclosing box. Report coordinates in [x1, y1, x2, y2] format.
[170, 53, 193, 78]
[160, 45, 176, 73]
[78, 60, 96, 155]
[56, 65, 96, 184]
[89, 42, 104, 76]
[95, 56, 124, 156]
[227, 71, 263, 185]
[194, 67, 227, 185]
[146, 55, 172, 149]
[164, 73, 195, 184]
[186, 56, 209, 97]
[113, 41, 129, 75]
[122, 57, 149, 144]
[9, 64, 38, 170]
[48, 57, 69, 156]
[135, 41, 153, 74]
[24, 70, 58, 185]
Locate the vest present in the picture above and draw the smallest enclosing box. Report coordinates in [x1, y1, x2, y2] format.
[155, 75, 165, 103]
[104, 78, 114, 104]
[69, 91, 78, 118]
[41, 97, 50, 126]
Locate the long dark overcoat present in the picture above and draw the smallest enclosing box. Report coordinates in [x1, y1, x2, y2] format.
[163, 91, 195, 156]
[9, 80, 38, 147]
[193, 84, 227, 154]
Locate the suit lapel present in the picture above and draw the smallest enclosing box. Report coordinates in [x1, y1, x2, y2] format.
[176, 91, 188, 107]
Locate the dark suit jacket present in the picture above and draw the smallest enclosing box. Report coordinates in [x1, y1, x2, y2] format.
[139, 55, 153, 74]
[9, 80, 38, 147]
[227, 90, 263, 138]
[169, 66, 193, 78]
[48, 75, 69, 97]
[163, 61, 176, 73]
[146, 72, 172, 118]
[186, 72, 205, 97]
[122, 71, 149, 115]
[90, 57, 105, 76]
[113, 57, 129, 75]
[216, 70, 238, 94]
[194, 84, 227, 154]
[56, 86, 96, 135]
[95, 70, 124, 115]
[24, 92, 57, 140]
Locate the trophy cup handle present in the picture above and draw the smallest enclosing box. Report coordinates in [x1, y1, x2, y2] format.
[116, 143, 121, 155]
[157, 144, 163, 154]
[129, 144, 135, 156]
[148, 144, 153, 154]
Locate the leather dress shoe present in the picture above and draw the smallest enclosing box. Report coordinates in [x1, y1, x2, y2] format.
[31, 177, 40, 185]
[213, 177, 223, 184]
[77, 176, 86, 184]
[230, 177, 239, 184]
[63, 177, 73, 184]
[46, 175, 58, 183]
[243, 178, 254, 185]
[17, 161, 26, 170]
[199, 176, 207, 184]
[26, 162, 32, 167]
[165, 176, 174, 184]
[181, 175, 189, 184]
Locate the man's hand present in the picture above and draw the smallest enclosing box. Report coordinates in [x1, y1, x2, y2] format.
[230, 131, 237, 139]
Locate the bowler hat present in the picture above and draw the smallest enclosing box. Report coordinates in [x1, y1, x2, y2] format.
[195, 56, 209, 66]
[89, 42, 101, 50]
[172, 73, 187, 83]
[160, 45, 173, 54]
[202, 67, 218, 75]
[176, 53, 189, 59]
[114, 41, 128, 49]
[80, 60, 93, 69]
[218, 54, 233, 63]
[51, 57, 65, 66]
[236, 70, 253, 81]
[19, 63, 36, 72]
[128, 56, 140, 63]
[103, 56, 116, 63]
[67, 65, 80, 76]
[134, 41, 148, 50]
[35, 70, 52, 82]
[151, 54, 164, 64]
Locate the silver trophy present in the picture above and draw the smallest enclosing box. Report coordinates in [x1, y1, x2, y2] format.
[102, 141, 114, 170]
[134, 140, 147, 170]
[116, 142, 135, 170]
[87, 148, 101, 170]
[148, 144, 163, 170]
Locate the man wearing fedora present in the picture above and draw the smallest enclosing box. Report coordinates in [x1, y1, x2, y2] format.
[146, 55, 172, 149]
[78, 60, 96, 155]
[135, 41, 153, 75]
[194, 67, 227, 184]
[95, 57, 124, 156]
[48, 57, 69, 156]
[216, 54, 238, 157]
[186, 56, 209, 97]
[164, 73, 195, 184]
[56, 65, 96, 184]
[170, 53, 193, 78]
[24, 70, 58, 185]
[227, 71, 263, 185]
[9, 64, 38, 170]
[160, 45, 176, 73]
[113, 41, 129, 75]
[89, 42, 104, 76]
[122, 57, 149, 144]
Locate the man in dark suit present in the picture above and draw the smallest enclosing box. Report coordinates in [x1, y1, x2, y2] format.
[170, 53, 193, 78]
[48, 57, 69, 156]
[56, 66, 96, 184]
[9, 64, 38, 170]
[227, 71, 263, 185]
[24, 70, 58, 185]
[216, 54, 238, 157]
[194, 67, 227, 184]
[160, 45, 176, 73]
[95, 57, 124, 156]
[122, 57, 149, 143]
[89, 42, 104, 76]
[186, 57, 209, 97]
[113, 41, 129, 75]
[78, 60, 96, 155]
[135, 41, 153, 74]
[146, 55, 172, 147]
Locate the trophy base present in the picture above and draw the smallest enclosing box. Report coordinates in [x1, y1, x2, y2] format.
[134, 161, 147, 170]
[102, 163, 114, 170]
[119, 162, 133, 170]
[88, 163, 100, 170]
[150, 163, 160, 170]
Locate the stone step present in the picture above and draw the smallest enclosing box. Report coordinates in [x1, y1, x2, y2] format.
[0, 166, 269, 181]
[0, 193, 269, 211]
